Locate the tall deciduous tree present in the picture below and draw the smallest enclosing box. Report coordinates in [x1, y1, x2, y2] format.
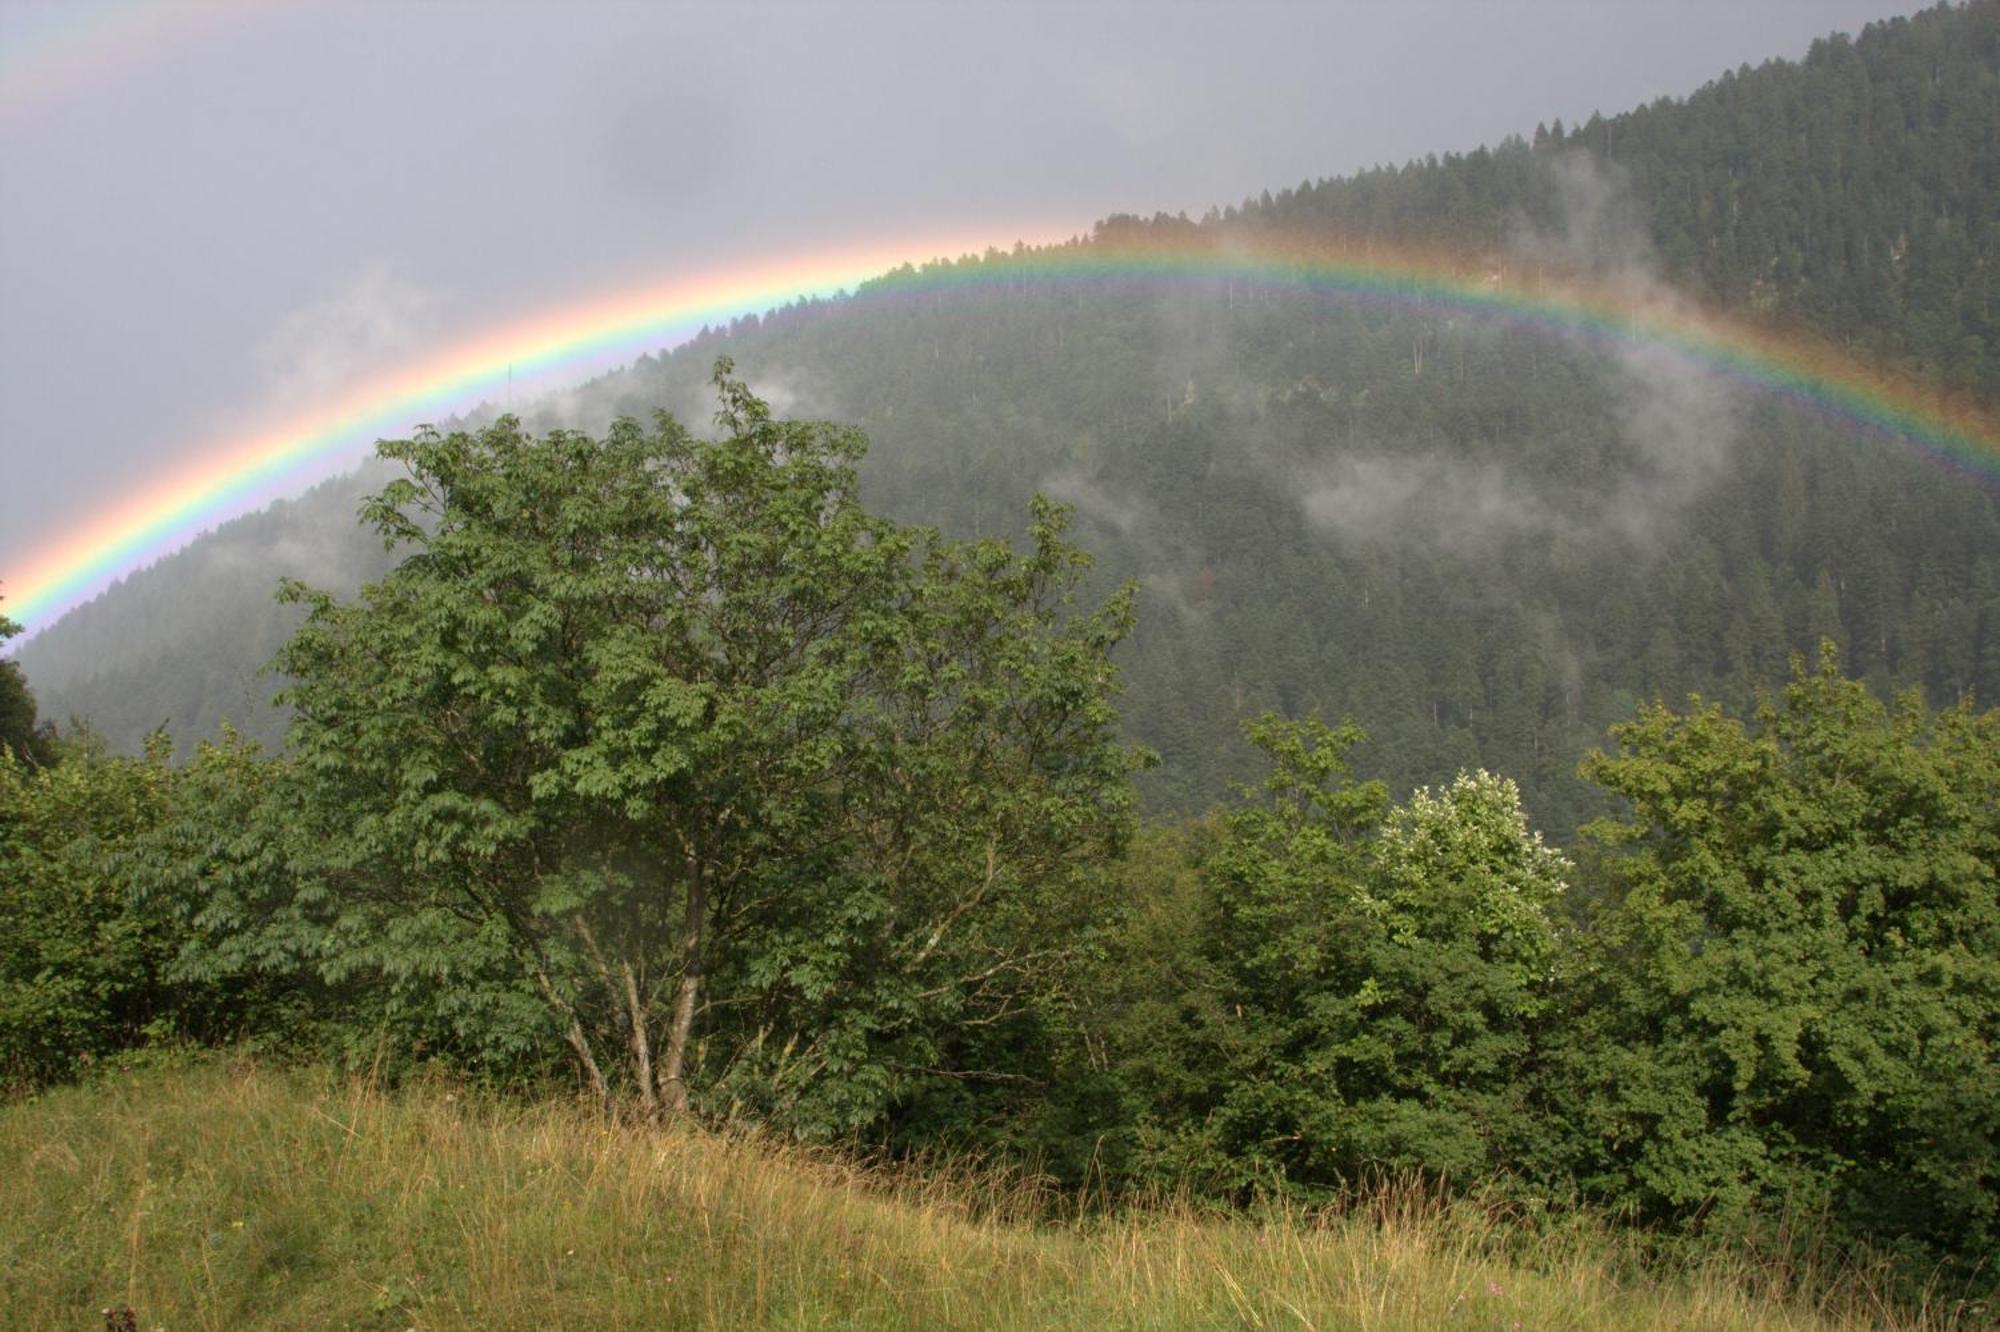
[274, 363, 1143, 1127]
[1564, 646, 2000, 1262]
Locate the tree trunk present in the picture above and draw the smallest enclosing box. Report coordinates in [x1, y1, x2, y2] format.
[564, 1016, 613, 1111]
[532, 965, 611, 1111]
[623, 960, 659, 1124]
[572, 914, 654, 1120]
[658, 855, 706, 1115]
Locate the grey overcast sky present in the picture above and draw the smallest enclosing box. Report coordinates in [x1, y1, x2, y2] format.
[0, 0, 1933, 629]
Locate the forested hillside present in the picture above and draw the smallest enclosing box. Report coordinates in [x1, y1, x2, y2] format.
[14, 466, 397, 757]
[17, 1, 2000, 836]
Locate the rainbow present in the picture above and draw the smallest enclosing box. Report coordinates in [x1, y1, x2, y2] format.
[7, 226, 1998, 636]
[851, 232, 2000, 480]
[3, 230, 1051, 633]
[0, 0, 259, 119]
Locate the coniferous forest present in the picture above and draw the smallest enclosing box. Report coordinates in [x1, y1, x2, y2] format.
[3, 3, 1999, 1325]
[18, 3, 2000, 837]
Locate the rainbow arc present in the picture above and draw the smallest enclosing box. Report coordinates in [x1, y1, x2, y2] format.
[7, 228, 1997, 635]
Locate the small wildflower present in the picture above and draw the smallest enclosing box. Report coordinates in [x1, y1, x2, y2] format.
[1488, 1282, 1504, 1296]
[231, 1219, 245, 1229]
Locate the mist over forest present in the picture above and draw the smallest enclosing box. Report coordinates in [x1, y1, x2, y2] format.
[18, 3, 1999, 838]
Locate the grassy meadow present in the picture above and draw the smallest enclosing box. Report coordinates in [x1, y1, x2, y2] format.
[0, 1058, 1978, 1331]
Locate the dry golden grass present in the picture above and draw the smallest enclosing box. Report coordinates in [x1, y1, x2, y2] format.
[0, 1059, 1977, 1330]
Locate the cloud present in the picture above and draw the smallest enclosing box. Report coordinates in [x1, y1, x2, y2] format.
[1525, 154, 1743, 541]
[1042, 468, 1211, 622]
[1510, 150, 1655, 280]
[1602, 336, 1739, 542]
[255, 265, 438, 413]
[196, 460, 399, 592]
[1299, 452, 1570, 552]
[582, 63, 735, 210]
[742, 371, 826, 421]
[1078, 58, 1183, 160]
[1042, 468, 1146, 537]
[1297, 151, 1741, 556]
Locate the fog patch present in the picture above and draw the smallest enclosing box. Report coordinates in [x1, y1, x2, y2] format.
[1511, 151, 1656, 279]
[742, 370, 831, 422]
[1279, 155, 1741, 559]
[1522, 152, 1742, 544]
[1043, 468, 1145, 537]
[1602, 338, 1738, 542]
[256, 266, 438, 414]
[1043, 468, 1204, 622]
[520, 382, 622, 437]
[1300, 452, 1572, 553]
[1295, 153, 1742, 557]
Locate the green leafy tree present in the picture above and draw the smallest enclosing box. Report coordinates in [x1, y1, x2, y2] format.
[270, 363, 1142, 1128]
[0, 591, 52, 767]
[0, 731, 171, 1087]
[114, 729, 494, 1077]
[1355, 769, 1570, 1175]
[0, 723, 317, 1089]
[1129, 718, 1568, 1195]
[1183, 715, 1388, 1195]
[1564, 646, 2000, 1268]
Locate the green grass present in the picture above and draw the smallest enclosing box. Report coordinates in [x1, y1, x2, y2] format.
[0, 1059, 1978, 1330]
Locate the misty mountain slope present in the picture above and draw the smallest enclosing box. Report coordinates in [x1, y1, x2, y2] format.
[17, 0, 2000, 834]
[606, 237, 1999, 832]
[14, 467, 394, 753]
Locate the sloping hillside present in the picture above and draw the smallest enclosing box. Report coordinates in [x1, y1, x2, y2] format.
[17, 2, 2000, 834]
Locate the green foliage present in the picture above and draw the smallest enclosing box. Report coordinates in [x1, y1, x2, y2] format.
[0, 590, 52, 768]
[5, 11, 1998, 1294]
[1562, 646, 2000, 1272]
[262, 363, 1144, 1131]
[1356, 769, 1572, 1174]
[0, 731, 175, 1087]
[115, 728, 500, 1079]
[1130, 716, 1386, 1196]
[1074, 656, 1996, 1291]
[1033, 815, 1224, 1183]
[1112, 716, 1570, 1197]
[0, 726, 348, 1090]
